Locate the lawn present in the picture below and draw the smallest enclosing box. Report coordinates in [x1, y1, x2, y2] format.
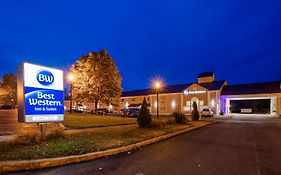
[0, 120, 212, 161]
[63, 113, 137, 129]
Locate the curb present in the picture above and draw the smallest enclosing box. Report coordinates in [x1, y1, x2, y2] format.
[0, 121, 217, 172]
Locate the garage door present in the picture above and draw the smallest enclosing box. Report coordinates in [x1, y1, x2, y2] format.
[230, 99, 270, 114]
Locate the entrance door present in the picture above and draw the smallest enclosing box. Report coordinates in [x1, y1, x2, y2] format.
[191, 97, 199, 110]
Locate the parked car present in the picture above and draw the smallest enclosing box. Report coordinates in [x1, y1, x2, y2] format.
[0, 105, 13, 109]
[120, 109, 127, 116]
[129, 108, 140, 118]
[201, 108, 214, 117]
[76, 104, 85, 112]
[97, 108, 109, 115]
[121, 108, 140, 118]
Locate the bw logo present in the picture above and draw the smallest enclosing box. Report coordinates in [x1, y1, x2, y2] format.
[36, 70, 54, 86]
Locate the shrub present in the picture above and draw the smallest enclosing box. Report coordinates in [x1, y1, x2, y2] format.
[46, 128, 66, 140]
[150, 118, 174, 128]
[191, 101, 200, 121]
[219, 111, 224, 115]
[12, 126, 66, 146]
[13, 132, 42, 146]
[137, 97, 152, 128]
[173, 112, 186, 124]
[150, 120, 165, 128]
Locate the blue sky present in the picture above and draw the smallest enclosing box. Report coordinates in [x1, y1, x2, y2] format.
[0, 0, 281, 90]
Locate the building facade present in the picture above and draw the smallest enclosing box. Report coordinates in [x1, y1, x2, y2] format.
[120, 72, 281, 116]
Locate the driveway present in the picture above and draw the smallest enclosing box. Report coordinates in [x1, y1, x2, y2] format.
[6, 115, 281, 175]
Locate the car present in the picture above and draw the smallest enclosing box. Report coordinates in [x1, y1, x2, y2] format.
[201, 108, 214, 117]
[128, 108, 140, 118]
[0, 105, 13, 109]
[120, 109, 127, 117]
[96, 108, 109, 115]
[76, 104, 85, 112]
[121, 108, 140, 118]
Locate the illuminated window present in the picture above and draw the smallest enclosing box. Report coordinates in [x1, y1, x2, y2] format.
[125, 102, 129, 108]
[199, 100, 204, 110]
[211, 99, 215, 107]
[186, 101, 191, 111]
[171, 100, 176, 108]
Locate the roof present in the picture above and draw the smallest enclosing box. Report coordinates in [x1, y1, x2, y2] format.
[221, 81, 281, 95]
[162, 83, 192, 93]
[198, 72, 214, 78]
[122, 81, 226, 97]
[198, 80, 226, 90]
[121, 84, 192, 97]
[121, 88, 151, 97]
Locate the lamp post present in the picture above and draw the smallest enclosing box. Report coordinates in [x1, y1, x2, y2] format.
[154, 81, 161, 119]
[68, 74, 74, 113]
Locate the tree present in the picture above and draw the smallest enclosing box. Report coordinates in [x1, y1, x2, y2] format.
[191, 101, 200, 121]
[70, 50, 122, 112]
[137, 97, 152, 128]
[0, 73, 17, 107]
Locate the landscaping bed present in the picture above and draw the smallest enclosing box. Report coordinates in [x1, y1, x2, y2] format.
[0, 120, 212, 161]
[63, 113, 137, 129]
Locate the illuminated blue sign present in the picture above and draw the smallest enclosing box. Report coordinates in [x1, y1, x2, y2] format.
[17, 63, 64, 123]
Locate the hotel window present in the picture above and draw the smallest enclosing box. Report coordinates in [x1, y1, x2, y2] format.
[161, 96, 165, 100]
[161, 100, 165, 104]
[160, 106, 166, 111]
[131, 98, 135, 102]
[199, 100, 204, 111]
[186, 101, 191, 111]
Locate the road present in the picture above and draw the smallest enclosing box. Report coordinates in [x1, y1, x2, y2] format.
[6, 116, 281, 175]
[0, 109, 18, 136]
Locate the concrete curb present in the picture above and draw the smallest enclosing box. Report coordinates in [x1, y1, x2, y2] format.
[0, 121, 217, 172]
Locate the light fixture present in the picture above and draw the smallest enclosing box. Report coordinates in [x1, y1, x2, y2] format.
[68, 74, 74, 81]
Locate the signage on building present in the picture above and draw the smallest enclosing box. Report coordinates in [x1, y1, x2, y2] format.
[17, 63, 64, 123]
[184, 90, 206, 95]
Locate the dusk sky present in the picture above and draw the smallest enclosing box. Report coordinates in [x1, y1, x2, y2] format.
[0, 0, 281, 91]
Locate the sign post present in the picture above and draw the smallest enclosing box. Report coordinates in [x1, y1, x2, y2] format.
[17, 63, 64, 135]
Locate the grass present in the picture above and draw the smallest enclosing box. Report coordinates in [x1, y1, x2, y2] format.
[0, 120, 212, 161]
[63, 113, 137, 129]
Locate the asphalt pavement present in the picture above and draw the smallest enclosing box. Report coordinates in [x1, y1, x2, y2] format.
[6, 116, 281, 175]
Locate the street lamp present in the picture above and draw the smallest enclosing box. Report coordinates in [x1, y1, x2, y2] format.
[68, 74, 74, 113]
[154, 81, 162, 118]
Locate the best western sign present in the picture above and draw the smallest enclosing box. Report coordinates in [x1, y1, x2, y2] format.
[17, 63, 64, 123]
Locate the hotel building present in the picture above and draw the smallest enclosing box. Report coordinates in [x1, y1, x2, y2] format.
[120, 72, 281, 116]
